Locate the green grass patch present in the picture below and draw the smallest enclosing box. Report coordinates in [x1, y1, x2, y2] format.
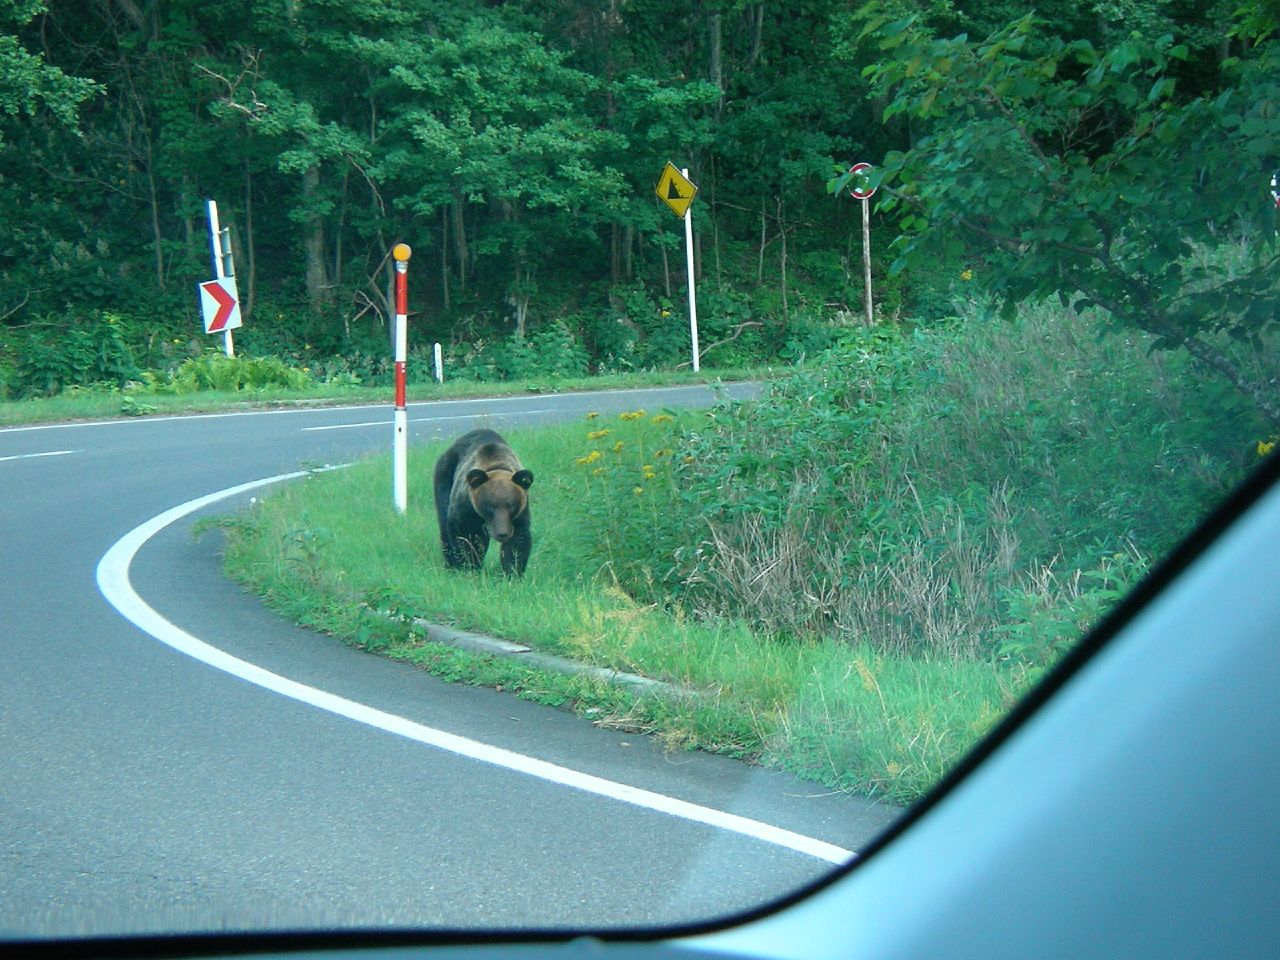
[220, 413, 1024, 806]
[217, 299, 1268, 806]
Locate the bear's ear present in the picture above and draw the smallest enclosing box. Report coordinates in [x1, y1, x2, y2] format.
[465, 469, 490, 489]
[512, 469, 534, 489]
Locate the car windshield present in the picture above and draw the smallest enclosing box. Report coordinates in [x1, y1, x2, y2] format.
[2, 0, 1277, 943]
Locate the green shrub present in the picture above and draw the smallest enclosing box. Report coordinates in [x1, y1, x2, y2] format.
[450, 320, 589, 382]
[563, 406, 689, 588]
[171, 353, 312, 393]
[587, 300, 1262, 666]
[11, 312, 141, 398]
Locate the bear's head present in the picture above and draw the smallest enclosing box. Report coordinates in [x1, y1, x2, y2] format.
[466, 468, 534, 542]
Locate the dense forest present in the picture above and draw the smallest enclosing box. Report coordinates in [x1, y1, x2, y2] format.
[1, 0, 1277, 411]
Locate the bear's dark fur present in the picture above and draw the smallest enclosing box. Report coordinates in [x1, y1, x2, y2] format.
[433, 428, 534, 576]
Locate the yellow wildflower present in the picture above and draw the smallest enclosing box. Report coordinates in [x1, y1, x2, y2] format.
[651, 413, 674, 424]
[655, 448, 671, 459]
[585, 411, 599, 420]
[960, 268, 973, 281]
[1258, 439, 1276, 457]
[587, 429, 611, 440]
[619, 409, 647, 421]
[641, 465, 657, 480]
[613, 441, 624, 454]
[575, 450, 603, 465]
[632, 486, 644, 495]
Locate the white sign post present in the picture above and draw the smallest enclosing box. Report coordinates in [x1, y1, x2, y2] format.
[847, 163, 877, 326]
[201, 200, 241, 355]
[655, 162, 701, 372]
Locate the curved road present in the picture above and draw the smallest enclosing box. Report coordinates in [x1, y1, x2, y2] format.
[1, 387, 897, 939]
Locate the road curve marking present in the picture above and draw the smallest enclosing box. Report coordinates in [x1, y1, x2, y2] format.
[0, 449, 77, 463]
[95, 471, 853, 866]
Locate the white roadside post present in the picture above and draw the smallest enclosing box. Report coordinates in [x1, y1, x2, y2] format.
[205, 200, 236, 357]
[392, 243, 412, 515]
[655, 162, 701, 371]
[682, 167, 701, 373]
[847, 163, 877, 326]
[434, 342, 444, 384]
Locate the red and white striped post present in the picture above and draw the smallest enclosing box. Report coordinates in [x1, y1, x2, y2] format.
[391, 243, 412, 514]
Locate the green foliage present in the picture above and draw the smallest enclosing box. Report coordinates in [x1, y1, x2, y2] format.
[9, 312, 140, 398]
[995, 547, 1149, 668]
[170, 353, 312, 393]
[589, 301, 1262, 664]
[0, 0, 99, 145]
[565, 407, 687, 587]
[450, 320, 590, 382]
[838, 5, 1280, 422]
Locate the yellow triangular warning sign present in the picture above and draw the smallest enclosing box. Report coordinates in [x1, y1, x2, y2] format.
[655, 162, 697, 218]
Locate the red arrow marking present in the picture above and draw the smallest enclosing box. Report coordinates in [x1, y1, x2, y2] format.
[201, 280, 236, 332]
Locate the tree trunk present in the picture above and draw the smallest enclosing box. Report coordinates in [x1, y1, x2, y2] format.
[451, 194, 468, 292]
[181, 174, 195, 257]
[660, 231, 672, 298]
[511, 262, 530, 339]
[709, 12, 724, 119]
[610, 223, 622, 283]
[778, 196, 788, 322]
[146, 162, 165, 288]
[334, 166, 350, 295]
[757, 197, 767, 284]
[441, 205, 451, 311]
[302, 165, 330, 310]
[747, 4, 764, 68]
[243, 160, 256, 319]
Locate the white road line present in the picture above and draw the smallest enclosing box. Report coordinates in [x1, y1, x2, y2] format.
[94, 472, 853, 866]
[302, 409, 559, 431]
[0, 449, 76, 463]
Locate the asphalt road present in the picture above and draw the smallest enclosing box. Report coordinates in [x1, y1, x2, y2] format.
[1, 386, 899, 939]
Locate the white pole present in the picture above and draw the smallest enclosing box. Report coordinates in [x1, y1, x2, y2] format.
[205, 199, 235, 357]
[682, 167, 700, 373]
[391, 244, 411, 515]
[393, 265, 408, 515]
[861, 197, 874, 327]
[434, 342, 444, 383]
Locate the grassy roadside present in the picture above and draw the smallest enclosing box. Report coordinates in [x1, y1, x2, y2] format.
[213, 298, 1266, 807]
[0, 365, 769, 428]
[218, 416, 1028, 806]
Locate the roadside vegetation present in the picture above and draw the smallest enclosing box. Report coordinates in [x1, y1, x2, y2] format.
[220, 297, 1268, 804]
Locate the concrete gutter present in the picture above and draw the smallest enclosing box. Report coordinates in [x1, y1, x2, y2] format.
[410, 618, 695, 699]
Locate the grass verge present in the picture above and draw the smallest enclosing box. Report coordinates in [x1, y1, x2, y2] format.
[218, 418, 1028, 806]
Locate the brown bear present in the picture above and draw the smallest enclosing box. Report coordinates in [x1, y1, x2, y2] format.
[433, 428, 534, 576]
